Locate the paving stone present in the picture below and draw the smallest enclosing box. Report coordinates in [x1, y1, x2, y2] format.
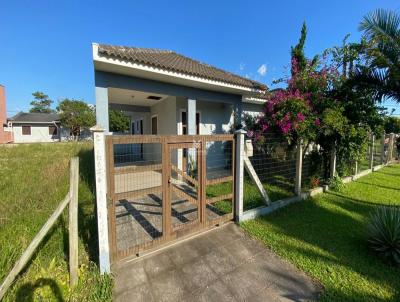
[115, 283, 154, 302]
[148, 269, 187, 302]
[166, 241, 200, 267]
[142, 252, 175, 279]
[189, 279, 239, 302]
[180, 258, 217, 293]
[113, 261, 148, 295]
[113, 223, 321, 302]
[203, 245, 238, 275]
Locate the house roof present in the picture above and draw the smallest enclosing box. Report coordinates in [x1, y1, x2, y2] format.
[9, 112, 60, 123]
[97, 44, 268, 91]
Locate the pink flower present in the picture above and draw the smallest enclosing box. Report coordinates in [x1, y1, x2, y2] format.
[297, 112, 305, 122]
[247, 130, 254, 138]
[261, 123, 269, 132]
[315, 118, 321, 126]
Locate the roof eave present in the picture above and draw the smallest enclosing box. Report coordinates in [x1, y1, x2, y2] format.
[92, 43, 267, 95]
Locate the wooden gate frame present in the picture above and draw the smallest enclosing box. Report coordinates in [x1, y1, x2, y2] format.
[105, 134, 235, 262]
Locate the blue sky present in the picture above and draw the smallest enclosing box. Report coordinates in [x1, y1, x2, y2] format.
[1, 0, 399, 116]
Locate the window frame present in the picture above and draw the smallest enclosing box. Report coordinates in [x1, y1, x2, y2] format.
[22, 125, 31, 135]
[151, 114, 158, 135]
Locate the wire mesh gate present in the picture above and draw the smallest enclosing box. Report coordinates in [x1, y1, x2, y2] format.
[105, 135, 234, 261]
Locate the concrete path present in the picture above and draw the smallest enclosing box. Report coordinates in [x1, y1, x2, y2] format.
[113, 223, 321, 302]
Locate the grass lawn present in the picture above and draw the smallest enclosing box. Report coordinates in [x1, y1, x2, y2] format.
[242, 164, 400, 301]
[0, 143, 112, 301]
[206, 176, 294, 212]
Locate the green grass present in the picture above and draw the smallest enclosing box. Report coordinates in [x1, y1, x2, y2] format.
[242, 164, 400, 301]
[0, 143, 112, 301]
[206, 176, 294, 211]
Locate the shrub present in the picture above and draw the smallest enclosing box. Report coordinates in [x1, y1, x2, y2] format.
[367, 206, 400, 266]
[328, 175, 345, 191]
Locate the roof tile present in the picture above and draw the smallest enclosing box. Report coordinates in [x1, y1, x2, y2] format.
[97, 44, 267, 90]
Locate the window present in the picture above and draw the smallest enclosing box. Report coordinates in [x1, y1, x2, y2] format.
[22, 125, 31, 135]
[49, 126, 58, 135]
[151, 116, 158, 135]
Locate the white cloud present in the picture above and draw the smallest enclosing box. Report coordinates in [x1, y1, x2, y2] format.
[239, 62, 246, 71]
[257, 64, 267, 76]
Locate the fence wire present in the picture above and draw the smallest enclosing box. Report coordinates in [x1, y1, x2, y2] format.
[245, 132, 296, 210]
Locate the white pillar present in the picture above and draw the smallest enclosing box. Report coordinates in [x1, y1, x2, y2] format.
[295, 140, 303, 196]
[187, 98, 196, 135]
[235, 129, 246, 222]
[388, 133, 395, 162]
[95, 87, 109, 133]
[330, 147, 337, 179]
[369, 134, 375, 170]
[380, 132, 385, 164]
[91, 125, 110, 274]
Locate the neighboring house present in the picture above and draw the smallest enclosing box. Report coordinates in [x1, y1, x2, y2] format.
[93, 43, 268, 136]
[0, 85, 13, 144]
[8, 112, 66, 143]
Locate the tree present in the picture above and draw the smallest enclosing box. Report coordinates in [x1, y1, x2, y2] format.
[384, 116, 400, 133]
[245, 24, 383, 179]
[352, 9, 400, 102]
[57, 99, 95, 138]
[109, 109, 130, 133]
[29, 91, 54, 113]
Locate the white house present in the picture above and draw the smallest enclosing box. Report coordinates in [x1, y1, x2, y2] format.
[93, 43, 268, 136]
[8, 112, 67, 143]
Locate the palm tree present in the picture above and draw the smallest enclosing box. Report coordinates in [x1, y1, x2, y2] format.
[352, 9, 400, 102]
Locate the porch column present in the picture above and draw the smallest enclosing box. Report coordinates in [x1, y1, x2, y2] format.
[95, 86, 109, 133]
[187, 98, 196, 135]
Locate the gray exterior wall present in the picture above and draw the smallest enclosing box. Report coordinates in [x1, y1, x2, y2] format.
[242, 103, 264, 117]
[94, 71, 243, 132]
[176, 98, 234, 135]
[150, 97, 177, 135]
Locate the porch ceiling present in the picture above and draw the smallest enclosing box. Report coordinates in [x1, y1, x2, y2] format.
[108, 87, 169, 106]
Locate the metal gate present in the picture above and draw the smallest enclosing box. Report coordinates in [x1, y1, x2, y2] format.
[105, 135, 234, 262]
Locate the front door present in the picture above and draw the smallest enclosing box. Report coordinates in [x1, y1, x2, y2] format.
[166, 141, 205, 237]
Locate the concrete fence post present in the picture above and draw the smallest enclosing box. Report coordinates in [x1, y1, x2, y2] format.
[294, 140, 303, 196]
[388, 133, 395, 163]
[380, 132, 385, 164]
[234, 129, 246, 222]
[330, 147, 337, 179]
[91, 125, 111, 274]
[369, 134, 375, 170]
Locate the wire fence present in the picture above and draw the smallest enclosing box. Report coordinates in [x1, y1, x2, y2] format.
[243, 132, 399, 211]
[245, 132, 296, 210]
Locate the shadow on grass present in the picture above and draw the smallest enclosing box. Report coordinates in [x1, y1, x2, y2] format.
[251, 195, 400, 301]
[352, 181, 400, 192]
[77, 148, 99, 264]
[15, 278, 64, 302]
[326, 191, 396, 207]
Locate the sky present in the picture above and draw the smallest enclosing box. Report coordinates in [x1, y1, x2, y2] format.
[1, 0, 399, 116]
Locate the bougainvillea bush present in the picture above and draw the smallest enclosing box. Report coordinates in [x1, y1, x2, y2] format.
[244, 23, 381, 181]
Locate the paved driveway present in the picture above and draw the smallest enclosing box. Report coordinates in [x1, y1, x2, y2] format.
[113, 223, 321, 301]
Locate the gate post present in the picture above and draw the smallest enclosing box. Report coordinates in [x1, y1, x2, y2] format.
[295, 140, 303, 196]
[91, 125, 111, 274]
[369, 134, 375, 170]
[330, 147, 337, 179]
[235, 129, 246, 222]
[380, 131, 385, 164]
